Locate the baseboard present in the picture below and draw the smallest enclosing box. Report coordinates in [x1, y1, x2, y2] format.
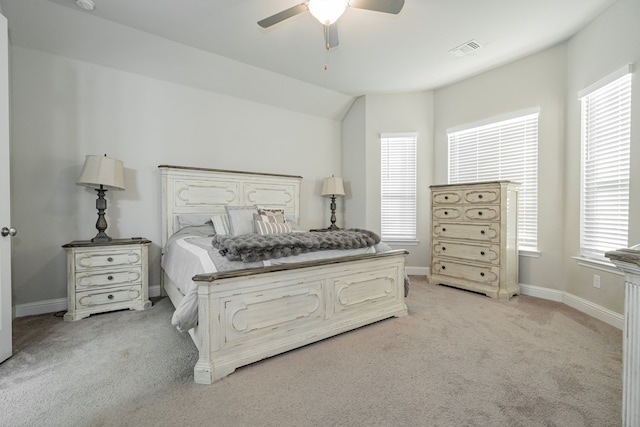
[14, 285, 163, 318]
[520, 284, 623, 330]
[406, 266, 429, 276]
[14, 280, 622, 330]
[14, 297, 68, 318]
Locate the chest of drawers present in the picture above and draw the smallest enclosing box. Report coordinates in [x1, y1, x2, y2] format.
[429, 181, 520, 300]
[62, 238, 152, 321]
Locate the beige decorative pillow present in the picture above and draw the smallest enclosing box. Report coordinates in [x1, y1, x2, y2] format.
[257, 208, 286, 224]
[254, 220, 292, 235]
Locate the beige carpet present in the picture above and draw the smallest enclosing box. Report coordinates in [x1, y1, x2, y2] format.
[0, 276, 622, 426]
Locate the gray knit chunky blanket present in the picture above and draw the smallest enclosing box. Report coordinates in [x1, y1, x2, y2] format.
[212, 228, 381, 262]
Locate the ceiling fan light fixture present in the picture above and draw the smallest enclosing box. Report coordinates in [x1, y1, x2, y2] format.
[308, 0, 347, 26]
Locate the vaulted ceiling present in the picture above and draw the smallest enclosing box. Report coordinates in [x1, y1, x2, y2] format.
[4, 0, 619, 97]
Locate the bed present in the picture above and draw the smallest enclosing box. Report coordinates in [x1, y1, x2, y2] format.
[159, 165, 409, 384]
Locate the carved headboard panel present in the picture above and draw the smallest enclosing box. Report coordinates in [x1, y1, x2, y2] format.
[159, 165, 302, 248]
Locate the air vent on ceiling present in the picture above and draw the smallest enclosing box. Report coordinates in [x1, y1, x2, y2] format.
[450, 40, 482, 57]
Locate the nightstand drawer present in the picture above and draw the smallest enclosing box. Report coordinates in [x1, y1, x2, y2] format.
[75, 247, 142, 270]
[76, 285, 143, 310]
[76, 267, 143, 291]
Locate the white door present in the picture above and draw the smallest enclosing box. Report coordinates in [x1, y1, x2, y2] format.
[0, 12, 13, 364]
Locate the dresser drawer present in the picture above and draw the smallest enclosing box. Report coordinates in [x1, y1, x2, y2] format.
[76, 285, 143, 310]
[463, 205, 500, 221]
[463, 188, 500, 204]
[433, 221, 500, 242]
[76, 267, 143, 291]
[432, 258, 499, 287]
[433, 240, 500, 264]
[75, 247, 142, 270]
[432, 190, 463, 205]
[433, 206, 463, 220]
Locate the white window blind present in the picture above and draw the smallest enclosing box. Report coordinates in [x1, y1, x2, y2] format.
[381, 133, 417, 241]
[580, 67, 632, 261]
[448, 110, 539, 251]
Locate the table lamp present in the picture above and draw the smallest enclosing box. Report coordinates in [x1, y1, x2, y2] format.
[76, 154, 125, 242]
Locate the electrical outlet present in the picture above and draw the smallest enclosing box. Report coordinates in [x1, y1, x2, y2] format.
[593, 274, 601, 288]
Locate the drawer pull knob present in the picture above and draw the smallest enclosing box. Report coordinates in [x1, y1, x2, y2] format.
[478, 194, 483, 199]
[480, 251, 485, 256]
[441, 266, 446, 270]
[444, 196, 449, 200]
[444, 211, 448, 215]
[442, 247, 446, 251]
[107, 275, 113, 281]
[480, 230, 485, 235]
[107, 257, 114, 262]
[442, 228, 447, 232]
[480, 272, 485, 277]
[108, 294, 114, 300]
[478, 211, 483, 216]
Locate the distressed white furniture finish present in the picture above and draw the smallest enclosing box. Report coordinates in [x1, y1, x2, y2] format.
[159, 165, 408, 384]
[606, 245, 640, 427]
[429, 181, 520, 300]
[63, 238, 151, 321]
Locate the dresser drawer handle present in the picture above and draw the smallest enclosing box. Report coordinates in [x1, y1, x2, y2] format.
[441, 265, 446, 270]
[107, 275, 114, 281]
[442, 247, 446, 251]
[480, 230, 485, 235]
[107, 257, 114, 262]
[444, 196, 449, 200]
[444, 211, 448, 215]
[480, 272, 485, 277]
[478, 194, 483, 199]
[478, 211, 483, 216]
[480, 251, 485, 256]
[442, 228, 447, 232]
[108, 294, 114, 300]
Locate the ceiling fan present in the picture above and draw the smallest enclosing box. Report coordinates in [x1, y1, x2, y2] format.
[258, 0, 405, 50]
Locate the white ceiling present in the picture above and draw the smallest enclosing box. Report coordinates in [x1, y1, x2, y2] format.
[6, 0, 619, 96]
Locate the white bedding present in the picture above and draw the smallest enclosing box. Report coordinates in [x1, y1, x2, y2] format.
[162, 229, 377, 332]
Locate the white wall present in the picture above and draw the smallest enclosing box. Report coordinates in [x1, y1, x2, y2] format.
[563, 0, 640, 313]
[343, 91, 434, 269]
[9, 46, 343, 305]
[432, 0, 640, 314]
[433, 45, 567, 294]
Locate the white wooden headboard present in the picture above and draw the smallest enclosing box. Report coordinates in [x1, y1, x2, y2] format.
[159, 165, 302, 248]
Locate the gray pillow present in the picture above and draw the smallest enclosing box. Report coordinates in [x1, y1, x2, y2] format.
[225, 205, 258, 236]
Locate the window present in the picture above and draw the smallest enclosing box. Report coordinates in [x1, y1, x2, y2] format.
[381, 133, 417, 242]
[579, 66, 632, 261]
[448, 109, 539, 251]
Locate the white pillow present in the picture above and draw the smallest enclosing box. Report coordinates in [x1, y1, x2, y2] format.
[225, 205, 258, 236]
[176, 214, 212, 230]
[211, 214, 231, 235]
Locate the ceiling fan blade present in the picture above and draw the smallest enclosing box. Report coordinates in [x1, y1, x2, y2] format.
[258, 3, 308, 28]
[348, 0, 404, 14]
[324, 24, 339, 50]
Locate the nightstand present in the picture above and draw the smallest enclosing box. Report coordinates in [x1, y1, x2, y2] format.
[62, 238, 152, 321]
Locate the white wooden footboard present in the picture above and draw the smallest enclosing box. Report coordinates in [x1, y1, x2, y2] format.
[191, 250, 408, 384]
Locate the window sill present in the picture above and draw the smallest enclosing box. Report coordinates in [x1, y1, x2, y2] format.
[382, 239, 419, 246]
[519, 249, 541, 258]
[572, 256, 624, 276]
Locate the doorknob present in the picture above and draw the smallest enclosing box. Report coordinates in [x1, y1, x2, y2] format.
[1, 227, 16, 237]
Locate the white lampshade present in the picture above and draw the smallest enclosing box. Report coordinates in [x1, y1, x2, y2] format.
[321, 176, 345, 197]
[308, 0, 347, 25]
[76, 155, 125, 190]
